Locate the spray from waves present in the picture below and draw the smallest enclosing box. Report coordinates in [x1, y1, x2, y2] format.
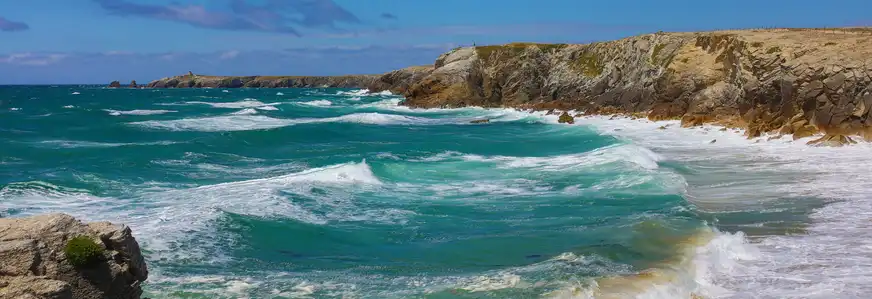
[103, 109, 177, 116]
[546, 230, 758, 299]
[130, 112, 446, 132]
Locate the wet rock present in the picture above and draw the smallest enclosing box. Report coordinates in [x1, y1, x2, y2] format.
[470, 119, 489, 124]
[807, 134, 857, 147]
[558, 112, 575, 124]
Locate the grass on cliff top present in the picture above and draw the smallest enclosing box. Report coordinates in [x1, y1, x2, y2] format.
[571, 51, 604, 78]
[65, 236, 104, 268]
[475, 43, 568, 61]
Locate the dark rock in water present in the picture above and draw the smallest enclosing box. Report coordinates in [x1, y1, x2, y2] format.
[658, 126, 667, 130]
[558, 112, 575, 124]
[0, 214, 148, 299]
[108, 81, 121, 88]
[710, 139, 717, 144]
[525, 254, 542, 259]
[470, 119, 489, 124]
[129, 80, 138, 88]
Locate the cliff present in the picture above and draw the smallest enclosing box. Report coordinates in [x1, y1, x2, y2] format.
[146, 73, 379, 89]
[0, 214, 148, 299]
[374, 28, 872, 146]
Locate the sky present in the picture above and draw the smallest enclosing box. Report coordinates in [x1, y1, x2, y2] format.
[1, 0, 870, 84]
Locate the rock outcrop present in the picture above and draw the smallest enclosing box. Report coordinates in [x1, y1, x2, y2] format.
[146, 74, 380, 89]
[0, 214, 148, 299]
[107, 81, 121, 88]
[376, 28, 872, 146]
[128, 81, 137, 88]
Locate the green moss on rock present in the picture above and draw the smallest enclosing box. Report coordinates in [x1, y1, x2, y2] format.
[571, 51, 604, 78]
[64, 236, 104, 267]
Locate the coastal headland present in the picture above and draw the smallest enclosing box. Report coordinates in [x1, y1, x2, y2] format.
[140, 28, 872, 146]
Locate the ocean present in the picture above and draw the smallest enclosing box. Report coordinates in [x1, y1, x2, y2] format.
[1, 86, 870, 298]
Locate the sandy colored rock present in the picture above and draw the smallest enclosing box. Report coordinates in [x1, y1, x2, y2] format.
[384, 28, 872, 142]
[0, 214, 147, 299]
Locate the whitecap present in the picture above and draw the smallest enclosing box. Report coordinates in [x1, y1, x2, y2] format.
[62, 105, 76, 109]
[131, 115, 296, 132]
[255, 105, 279, 111]
[276, 92, 285, 96]
[103, 109, 177, 116]
[222, 90, 230, 93]
[9, 107, 20, 111]
[336, 89, 370, 96]
[298, 100, 333, 107]
[230, 108, 258, 115]
[71, 92, 80, 95]
[183, 99, 281, 110]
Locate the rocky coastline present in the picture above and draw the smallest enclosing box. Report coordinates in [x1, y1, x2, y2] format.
[0, 214, 147, 299]
[142, 72, 380, 89]
[135, 28, 872, 146]
[366, 28, 872, 146]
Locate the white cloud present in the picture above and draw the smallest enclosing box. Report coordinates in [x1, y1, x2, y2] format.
[0, 53, 68, 66]
[219, 50, 240, 60]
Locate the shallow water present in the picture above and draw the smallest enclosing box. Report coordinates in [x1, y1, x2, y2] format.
[0, 86, 863, 298]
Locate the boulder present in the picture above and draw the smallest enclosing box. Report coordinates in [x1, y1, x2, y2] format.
[128, 81, 137, 88]
[108, 81, 121, 88]
[0, 214, 148, 299]
[557, 112, 575, 124]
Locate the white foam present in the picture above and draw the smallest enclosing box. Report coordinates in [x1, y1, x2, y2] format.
[131, 112, 434, 132]
[230, 108, 258, 115]
[255, 105, 279, 111]
[9, 107, 20, 111]
[184, 99, 280, 109]
[298, 100, 333, 107]
[103, 109, 177, 116]
[62, 105, 75, 109]
[71, 92, 80, 95]
[32, 140, 177, 148]
[336, 89, 370, 96]
[421, 144, 662, 171]
[276, 92, 285, 96]
[572, 114, 872, 298]
[131, 115, 296, 132]
[222, 90, 230, 93]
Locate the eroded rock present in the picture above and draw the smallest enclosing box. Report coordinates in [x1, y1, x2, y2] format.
[0, 214, 147, 299]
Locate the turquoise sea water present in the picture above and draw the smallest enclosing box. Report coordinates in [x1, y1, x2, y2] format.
[1, 86, 858, 298]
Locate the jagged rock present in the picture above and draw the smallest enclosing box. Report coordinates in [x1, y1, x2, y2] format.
[385, 29, 872, 141]
[470, 119, 489, 124]
[129, 81, 137, 88]
[793, 125, 818, 140]
[0, 214, 148, 299]
[558, 112, 575, 124]
[807, 134, 857, 147]
[108, 81, 121, 88]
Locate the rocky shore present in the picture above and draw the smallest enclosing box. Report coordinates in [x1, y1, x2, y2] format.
[368, 28, 872, 146]
[143, 72, 380, 89]
[0, 214, 147, 299]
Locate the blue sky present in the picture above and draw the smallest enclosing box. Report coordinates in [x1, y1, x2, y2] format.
[1, 0, 870, 84]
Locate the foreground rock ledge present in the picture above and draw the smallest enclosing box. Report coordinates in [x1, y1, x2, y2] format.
[0, 214, 147, 299]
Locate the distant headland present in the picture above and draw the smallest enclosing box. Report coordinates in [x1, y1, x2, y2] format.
[116, 27, 872, 146]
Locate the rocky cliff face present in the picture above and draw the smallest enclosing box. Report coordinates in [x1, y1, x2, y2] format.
[377, 28, 872, 146]
[0, 214, 147, 299]
[146, 74, 379, 89]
